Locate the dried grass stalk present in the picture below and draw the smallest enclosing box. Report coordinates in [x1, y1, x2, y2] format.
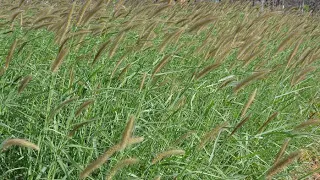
[77, 0, 92, 26]
[196, 62, 221, 80]
[127, 137, 144, 145]
[139, 73, 147, 92]
[290, 66, 316, 86]
[173, 130, 196, 146]
[92, 40, 110, 65]
[18, 75, 32, 93]
[109, 32, 125, 59]
[188, 17, 217, 33]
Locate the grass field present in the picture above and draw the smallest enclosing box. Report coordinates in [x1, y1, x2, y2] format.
[0, 0, 319, 179]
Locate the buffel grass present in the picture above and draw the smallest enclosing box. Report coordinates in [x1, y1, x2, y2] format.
[0, 0, 319, 179]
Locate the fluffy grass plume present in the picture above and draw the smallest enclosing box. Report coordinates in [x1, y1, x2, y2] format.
[5, 39, 18, 69]
[266, 150, 301, 179]
[151, 55, 171, 79]
[151, 149, 185, 164]
[68, 119, 97, 137]
[120, 115, 135, 150]
[188, 17, 217, 33]
[77, 0, 92, 26]
[80, 144, 121, 179]
[105, 158, 139, 180]
[198, 122, 228, 149]
[1, 138, 39, 152]
[75, 99, 94, 117]
[230, 115, 251, 136]
[233, 70, 268, 93]
[18, 75, 32, 93]
[173, 130, 196, 146]
[195, 62, 221, 80]
[59, 3, 75, 45]
[290, 66, 316, 86]
[273, 138, 291, 165]
[294, 119, 320, 130]
[49, 97, 78, 120]
[127, 137, 144, 145]
[109, 32, 125, 59]
[287, 37, 304, 68]
[256, 112, 278, 134]
[139, 72, 147, 92]
[51, 47, 69, 72]
[240, 88, 257, 118]
[92, 40, 110, 65]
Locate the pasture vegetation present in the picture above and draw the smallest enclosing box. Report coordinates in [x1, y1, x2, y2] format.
[0, 0, 319, 179]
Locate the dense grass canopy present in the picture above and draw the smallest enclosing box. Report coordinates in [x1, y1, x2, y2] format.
[0, 0, 319, 179]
